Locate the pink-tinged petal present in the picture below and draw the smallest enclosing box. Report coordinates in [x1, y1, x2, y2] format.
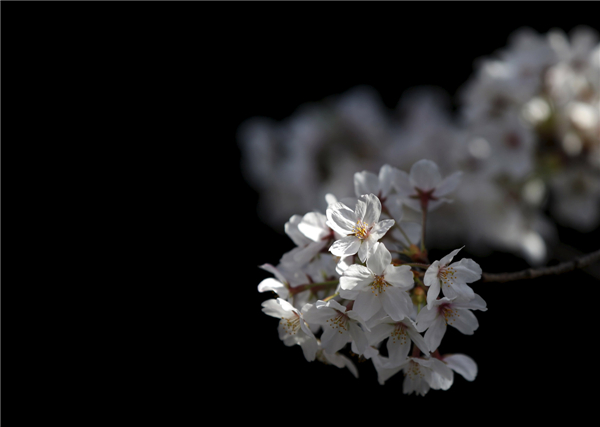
[384, 264, 413, 289]
[366, 242, 391, 276]
[354, 171, 380, 198]
[360, 194, 382, 225]
[378, 164, 395, 198]
[369, 219, 395, 241]
[381, 287, 412, 322]
[409, 159, 442, 191]
[439, 247, 463, 267]
[353, 291, 383, 322]
[330, 236, 361, 258]
[424, 317, 447, 352]
[293, 240, 328, 266]
[326, 202, 357, 235]
[451, 258, 483, 283]
[340, 264, 373, 292]
[449, 309, 479, 335]
[257, 278, 289, 299]
[443, 354, 477, 381]
[392, 169, 414, 198]
[434, 171, 463, 197]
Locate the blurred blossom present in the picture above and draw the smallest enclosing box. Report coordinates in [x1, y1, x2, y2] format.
[239, 26, 600, 264]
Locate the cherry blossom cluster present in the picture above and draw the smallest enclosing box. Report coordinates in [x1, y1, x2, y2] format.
[240, 26, 600, 266]
[259, 161, 486, 396]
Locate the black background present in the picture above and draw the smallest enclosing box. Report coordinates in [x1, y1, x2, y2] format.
[8, 3, 600, 423]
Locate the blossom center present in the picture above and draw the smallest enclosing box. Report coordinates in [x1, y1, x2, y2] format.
[326, 311, 349, 334]
[391, 323, 408, 344]
[370, 274, 390, 296]
[352, 220, 371, 240]
[280, 312, 301, 335]
[404, 360, 425, 380]
[438, 266, 457, 289]
[438, 303, 459, 325]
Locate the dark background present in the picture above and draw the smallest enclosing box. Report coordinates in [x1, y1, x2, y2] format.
[8, 4, 600, 422]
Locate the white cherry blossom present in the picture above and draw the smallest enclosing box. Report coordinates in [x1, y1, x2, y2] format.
[302, 299, 370, 355]
[416, 295, 487, 352]
[354, 164, 404, 223]
[366, 316, 430, 366]
[261, 298, 318, 361]
[339, 243, 414, 322]
[424, 247, 482, 309]
[393, 159, 462, 212]
[326, 193, 394, 262]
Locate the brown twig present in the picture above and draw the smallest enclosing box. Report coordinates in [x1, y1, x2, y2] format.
[481, 249, 600, 283]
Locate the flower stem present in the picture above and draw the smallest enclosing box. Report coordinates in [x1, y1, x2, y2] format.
[420, 207, 427, 253]
[323, 292, 339, 302]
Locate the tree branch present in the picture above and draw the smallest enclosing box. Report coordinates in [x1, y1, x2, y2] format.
[481, 249, 600, 283]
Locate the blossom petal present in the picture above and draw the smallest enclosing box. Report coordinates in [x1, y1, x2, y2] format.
[320, 324, 350, 354]
[384, 264, 413, 289]
[369, 219, 395, 241]
[360, 194, 382, 225]
[354, 171, 380, 198]
[326, 202, 357, 235]
[439, 247, 463, 267]
[387, 334, 411, 366]
[424, 317, 447, 352]
[435, 171, 463, 197]
[339, 264, 373, 292]
[443, 354, 477, 381]
[366, 242, 391, 276]
[378, 164, 395, 199]
[257, 278, 289, 299]
[348, 321, 369, 355]
[330, 236, 361, 258]
[415, 305, 438, 332]
[449, 309, 479, 335]
[298, 212, 329, 242]
[381, 287, 412, 321]
[392, 169, 414, 198]
[261, 298, 290, 319]
[451, 258, 483, 283]
[353, 291, 383, 322]
[366, 322, 395, 346]
[409, 159, 442, 191]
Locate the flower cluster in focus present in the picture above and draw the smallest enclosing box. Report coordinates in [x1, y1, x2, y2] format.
[259, 161, 486, 396]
